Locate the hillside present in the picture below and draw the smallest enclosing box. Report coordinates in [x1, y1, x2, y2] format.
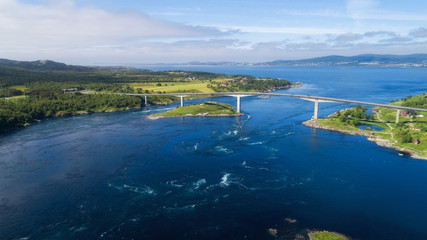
[258, 54, 427, 67]
[0, 58, 296, 133]
[169, 54, 427, 67]
[0, 59, 94, 71]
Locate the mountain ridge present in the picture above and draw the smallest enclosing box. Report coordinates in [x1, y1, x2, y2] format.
[2, 53, 427, 69]
[257, 54, 427, 67]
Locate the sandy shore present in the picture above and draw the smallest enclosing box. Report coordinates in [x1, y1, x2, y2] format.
[303, 119, 427, 161]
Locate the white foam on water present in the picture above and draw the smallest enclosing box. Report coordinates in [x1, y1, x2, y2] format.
[267, 147, 279, 152]
[193, 143, 199, 151]
[141, 107, 174, 114]
[238, 136, 250, 141]
[166, 180, 184, 188]
[109, 183, 155, 195]
[242, 161, 247, 166]
[183, 204, 196, 210]
[74, 226, 87, 232]
[235, 182, 249, 189]
[124, 184, 155, 195]
[193, 178, 207, 189]
[214, 146, 233, 154]
[220, 173, 231, 187]
[164, 203, 197, 212]
[247, 141, 264, 145]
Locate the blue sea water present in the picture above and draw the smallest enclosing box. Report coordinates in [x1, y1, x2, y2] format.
[1, 66, 427, 240]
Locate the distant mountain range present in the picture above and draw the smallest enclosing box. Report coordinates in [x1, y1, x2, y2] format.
[173, 54, 427, 67]
[2, 54, 427, 70]
[0, 59, 133, 71]
[257, 54, 427, 67]
[0, 58, 94, 71]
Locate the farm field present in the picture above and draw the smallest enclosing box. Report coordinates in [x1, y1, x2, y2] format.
[129, 79, 231, 93]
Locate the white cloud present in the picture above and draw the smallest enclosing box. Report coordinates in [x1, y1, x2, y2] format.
[335, 33, 363, 42]
[1, 0, 427, 64]
[0, 0, 228, 51]
[228, 26, 342, 35]
[410, 27, 427, 38]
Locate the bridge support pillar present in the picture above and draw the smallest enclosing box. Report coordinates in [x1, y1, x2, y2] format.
[236, 96, 241, 113]
[313, 100, 319, 120]
[396, 109, 400, 124]
[180, 96, 184, 107]
[144, 96, 148, 106]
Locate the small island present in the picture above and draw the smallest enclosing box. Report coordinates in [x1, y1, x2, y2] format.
[304, 94, 427, 160]
[308, 230, 349, 240]
[147, 101, 243, 120]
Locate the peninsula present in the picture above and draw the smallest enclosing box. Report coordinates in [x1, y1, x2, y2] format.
[304, 94, 427, 160]
[148, 101, 242, 119]
[0, 58, 297, 133]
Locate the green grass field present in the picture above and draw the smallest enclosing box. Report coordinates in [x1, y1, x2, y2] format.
[310, 232, 347, 240]
[316, 101, 427, 158]
[8, 85, 29, 91]
[129, 79, 232, 93]
[4, 95, 28, 101]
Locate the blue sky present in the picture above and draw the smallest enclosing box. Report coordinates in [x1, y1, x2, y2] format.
[2, 0, 427, 65]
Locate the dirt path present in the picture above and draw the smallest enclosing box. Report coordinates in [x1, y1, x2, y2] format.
[376, 110, 395, 142]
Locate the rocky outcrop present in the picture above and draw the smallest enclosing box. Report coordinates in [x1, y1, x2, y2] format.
[303, 120, 427, 161]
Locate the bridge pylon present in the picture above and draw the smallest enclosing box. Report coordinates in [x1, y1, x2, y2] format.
[230, 95, 250, 113]
[396, 110, 401, 124]
[314, 100, 319, 120]
[176, 95, 188, 107]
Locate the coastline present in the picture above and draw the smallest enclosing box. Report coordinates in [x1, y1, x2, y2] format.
[303, 119, 427, 161]
[0, 106, 142, 135]
[147, 112, 244, 120]
[1, 82, 300, 134]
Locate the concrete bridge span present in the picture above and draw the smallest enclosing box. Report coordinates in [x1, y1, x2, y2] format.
[124, 92, 427, 123]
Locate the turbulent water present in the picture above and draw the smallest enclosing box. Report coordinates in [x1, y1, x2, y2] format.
[1, 66, 427, 240]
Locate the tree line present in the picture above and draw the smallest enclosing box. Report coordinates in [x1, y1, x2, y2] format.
[0, 93, 145, 133]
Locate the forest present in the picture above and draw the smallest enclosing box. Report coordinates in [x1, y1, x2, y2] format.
[0, 59, 295, 133]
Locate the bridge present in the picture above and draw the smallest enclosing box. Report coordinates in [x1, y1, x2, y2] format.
[124, 92, 427, 123]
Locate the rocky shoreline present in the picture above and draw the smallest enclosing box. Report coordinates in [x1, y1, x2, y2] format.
[303, 120, 427, 161]
[0, 106, 143, 135]
[147, 113, 244, 120]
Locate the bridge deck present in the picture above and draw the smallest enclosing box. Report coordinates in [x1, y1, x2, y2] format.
[126, 92, 427, 113]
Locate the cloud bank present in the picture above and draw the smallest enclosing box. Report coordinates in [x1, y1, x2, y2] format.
[1, 0, 427, 64]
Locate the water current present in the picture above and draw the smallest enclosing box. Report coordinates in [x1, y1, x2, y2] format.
[1, 66, 427, 239]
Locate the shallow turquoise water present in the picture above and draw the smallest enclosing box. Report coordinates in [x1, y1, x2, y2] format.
[1, 66, 427, 239]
